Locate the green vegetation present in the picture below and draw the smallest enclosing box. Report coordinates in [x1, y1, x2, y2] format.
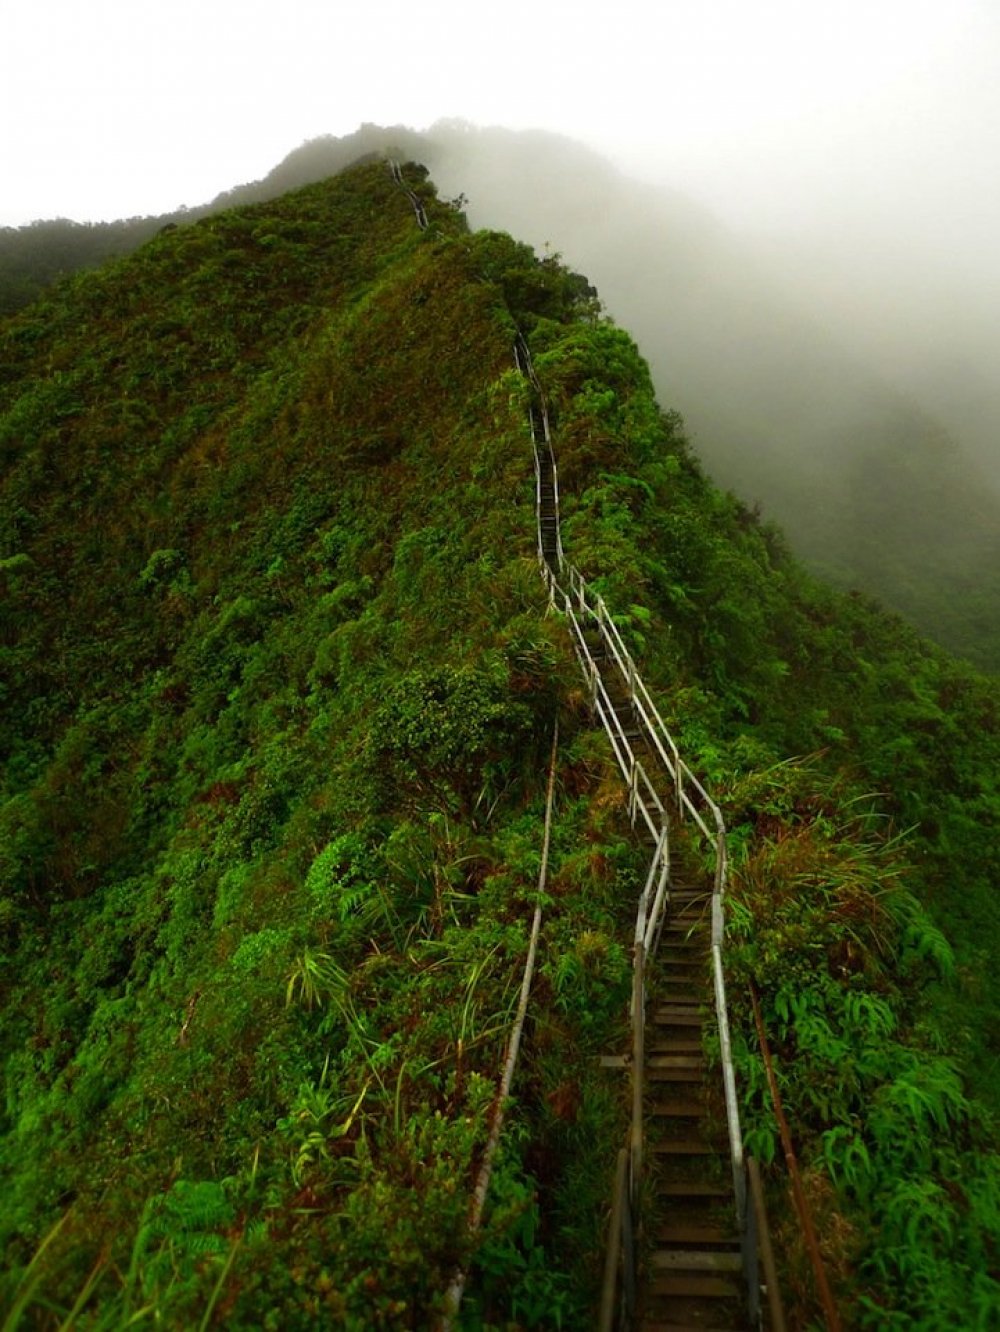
[1, 160, 998, 1327]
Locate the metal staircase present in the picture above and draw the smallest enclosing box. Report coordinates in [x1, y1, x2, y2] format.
[514, 332, 778, 1330]
[384, 156, 783, 1329]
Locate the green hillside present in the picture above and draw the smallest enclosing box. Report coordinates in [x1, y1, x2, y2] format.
[6, 124, 1000, 674]
[1, 162, 998, 1328]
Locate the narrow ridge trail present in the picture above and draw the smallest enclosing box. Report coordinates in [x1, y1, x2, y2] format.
[516, 331, 762, 1329]
[643, 871, 746, 1330]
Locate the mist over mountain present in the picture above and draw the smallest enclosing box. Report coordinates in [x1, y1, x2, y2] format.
[2, 121, 998, 668]
[218, 122, 1000, 668]
[1, 123, 1000, 666]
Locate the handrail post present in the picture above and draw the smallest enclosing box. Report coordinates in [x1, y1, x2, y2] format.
[714, 818, 728, 899]
[712, 942, 745, 1226]
[748, 1157, 786, 1332]
[599, 1148, 629, 1332]
[742, 1159, 761, 1328]
[631, 943, 645, 1218]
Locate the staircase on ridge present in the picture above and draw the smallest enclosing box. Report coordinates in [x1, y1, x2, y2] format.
[643, 872, 745, 1329]
[533, 409, 560, 573]
[579, 611, 747, 1328]
[385, 161, 761, 1324]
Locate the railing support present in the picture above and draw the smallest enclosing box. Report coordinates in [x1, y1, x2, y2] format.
[630, 944, 645, 1216]
[599, 1148, 629, 1332]
[748, 1157, 786, 1332]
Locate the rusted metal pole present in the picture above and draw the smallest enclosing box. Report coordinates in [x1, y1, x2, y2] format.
[749, 983, 842, 1332]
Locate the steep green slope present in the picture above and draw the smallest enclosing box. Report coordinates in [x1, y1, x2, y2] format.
[1, 162, 998, 1328]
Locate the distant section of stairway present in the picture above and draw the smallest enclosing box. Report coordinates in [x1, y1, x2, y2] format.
[388, 158, 428, 229]
[514, 332, 781, 1331]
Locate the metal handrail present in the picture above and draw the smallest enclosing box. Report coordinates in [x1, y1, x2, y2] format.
[387, 157, 429, 230]
[515, 334, 758, 1327]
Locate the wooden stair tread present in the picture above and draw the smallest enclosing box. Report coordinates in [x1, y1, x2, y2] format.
[650, 1138, 714, 1155]
[651, 1250, 743, 1273]
[641, 1324, 742, 1332]
[649, 1098, 706, 1117]
[660, 1180, 729, 1197]
[648, 1275, 742, 1299]
[656, 1223, 736, 1245]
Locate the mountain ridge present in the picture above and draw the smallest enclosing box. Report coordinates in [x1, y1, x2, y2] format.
[3, 122, 999, 671]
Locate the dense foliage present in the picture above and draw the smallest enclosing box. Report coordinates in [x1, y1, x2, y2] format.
[1, 161, 998, 1327]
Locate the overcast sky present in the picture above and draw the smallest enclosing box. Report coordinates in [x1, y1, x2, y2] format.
[4, 1, 999, 378]
[2, 0, 995, 228]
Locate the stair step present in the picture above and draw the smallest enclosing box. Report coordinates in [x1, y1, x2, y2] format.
[653, 1008, 703, 1023]
[649, 1098, 706, 1118]
[648, 1065, 704, 1082]
[660, 1180, 729, 1198]
[648, 1275, 742, 1300]
[641, 1324, 742, 1332]
[650, 1138, 714, 1155]
[649, 1038, 703, 1060]
[651, 1250, 743, 1273]
[657, 1223, 736, 1246]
